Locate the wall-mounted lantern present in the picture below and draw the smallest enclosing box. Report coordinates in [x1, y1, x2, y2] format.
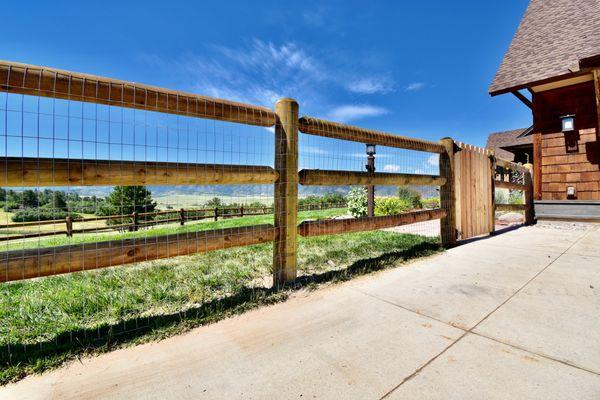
[567, 186, 576, 199]
[561, 114, 575, 132]
[366, 144, 376, 156]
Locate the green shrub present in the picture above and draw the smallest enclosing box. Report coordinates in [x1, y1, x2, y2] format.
[374, 197, 411, 216]
[422, 197, 440, 209]
[397, 186, 422, 208]
[2, 201, 20, 212]
[347, 187, 367, 217]
[509, 190, 524, 205]
[11, 209, 80, 223]
[495, 190, 508, 204]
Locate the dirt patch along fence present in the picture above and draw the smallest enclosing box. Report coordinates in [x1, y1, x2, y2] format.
[0, 60, 533, 286]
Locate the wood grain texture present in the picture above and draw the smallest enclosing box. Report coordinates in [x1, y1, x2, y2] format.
[273, 99, 299, 286]
[297, 209, 445, 237]
[298, 169, 446, 186]
[0, 157, 278, 187]
[0, 225, 276, 282]
[496, 204, 527, 212]
[494, 180, 529, 191]
[454, 143, 494, 239]
[0, 60, 275, 127]
[299, 116, 444, 154]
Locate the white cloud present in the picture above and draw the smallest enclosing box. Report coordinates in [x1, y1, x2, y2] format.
[414, 168, 426, 174]
[405, 82, 426, 92]
[302, 146, 329, 155]
[382, 164, 401, 173]
[427, 154, 438, 166]
[327, 105, 388, 123]
[346, 77, 394, 94]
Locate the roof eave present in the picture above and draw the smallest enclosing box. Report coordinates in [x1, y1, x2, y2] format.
[489, 70, 591, 97]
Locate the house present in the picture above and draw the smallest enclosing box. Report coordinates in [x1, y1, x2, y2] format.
[489, 0, 600, 220]
[486, 127, 533, 164]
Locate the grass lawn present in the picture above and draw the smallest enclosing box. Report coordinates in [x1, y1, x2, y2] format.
[0, 208, 443, 384]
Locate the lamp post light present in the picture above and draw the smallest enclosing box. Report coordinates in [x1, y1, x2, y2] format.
[365, 144, 376, 217]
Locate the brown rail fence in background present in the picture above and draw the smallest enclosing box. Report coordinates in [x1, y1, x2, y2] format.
[0, 60, 534, 286]
[0, 203, 347, 241]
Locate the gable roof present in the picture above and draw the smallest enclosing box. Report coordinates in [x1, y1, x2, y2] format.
[489, 0, 600, 95]
[486, 127, 533, 161]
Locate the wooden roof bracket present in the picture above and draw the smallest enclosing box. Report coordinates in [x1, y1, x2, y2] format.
[511, 90, 533, 109]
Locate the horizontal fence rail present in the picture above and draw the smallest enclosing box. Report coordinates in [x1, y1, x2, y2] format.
[299, 169, 446, 186]
[1, 225, 275, 282]
[299, 116, 444, 153]
[495, 158, 531, 174]
[494, 180, 529, 191]
[298, 209, 446, 237]
[0, 60, 276, 127]
[496, 203, 527, 212]
[1, 157, 278, 187]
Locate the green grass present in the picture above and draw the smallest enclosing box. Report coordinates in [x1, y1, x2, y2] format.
[0, 207, 343, 251]
[0, 207, 443, 385]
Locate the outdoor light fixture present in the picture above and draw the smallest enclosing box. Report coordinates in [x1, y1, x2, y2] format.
[366, 144, 376, 156]
[561, 114, 575, 132]
[567, 186, 576, 198]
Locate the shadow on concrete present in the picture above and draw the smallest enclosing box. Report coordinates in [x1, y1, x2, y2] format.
[0, 240, 441, 383]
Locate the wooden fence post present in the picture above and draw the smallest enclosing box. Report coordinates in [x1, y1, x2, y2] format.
[524, 165, 535, 225]
[439, 137, 457, 247]
[180, 208, 185, 226]
[132, 212, 139, 231]
[65, 216, 73, 237]
[214, 207, 219, 221]
[489, 151, 496, 235]
[273, 98, 299, 287]
[240, 205, 244, 217]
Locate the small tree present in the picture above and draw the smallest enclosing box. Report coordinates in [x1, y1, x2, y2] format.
[204, 197, 223, 208]
[98, 186, 156, 226]
[397, 186, 422, 209]
[347, 187, 368, 218]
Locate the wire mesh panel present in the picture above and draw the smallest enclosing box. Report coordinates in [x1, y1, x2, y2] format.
[0, 60, 456, 382]
[0, 62, 283, 376]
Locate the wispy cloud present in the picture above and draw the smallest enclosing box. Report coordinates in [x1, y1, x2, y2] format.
[327, 105, 388, 123]
[302, 146, 329, 155]
[405, 82, 426, 92]
[141, 39, 396, 124]
[346, 77, 394, 94]
[382, 164, 401, 173]
[427, 154, 438, 166]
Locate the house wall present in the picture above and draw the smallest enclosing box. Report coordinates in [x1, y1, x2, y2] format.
[533, 81, 600, 200]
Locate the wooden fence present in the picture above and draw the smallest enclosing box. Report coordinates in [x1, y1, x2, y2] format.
[0, 203, 347, 242]
[0, 60, 534, 286]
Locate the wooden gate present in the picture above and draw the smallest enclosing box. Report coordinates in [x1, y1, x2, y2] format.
[454, 142, 494, 240]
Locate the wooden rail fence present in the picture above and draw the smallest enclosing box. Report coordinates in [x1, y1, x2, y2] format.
[0, 60, 535, 285]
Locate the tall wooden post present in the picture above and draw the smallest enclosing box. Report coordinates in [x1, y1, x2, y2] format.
[65, 216, 73, 237]
[132, 212, 139, 232]
[179, 208, 185, 226]
[273, 98, 299, 287]
[524, 165, 535, 225]
[439, 137, 457, 247]
[366, 153, 375, 217]
[489, 151, 496, 235]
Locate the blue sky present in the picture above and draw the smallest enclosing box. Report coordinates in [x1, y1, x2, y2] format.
[1, 0, 531, 149]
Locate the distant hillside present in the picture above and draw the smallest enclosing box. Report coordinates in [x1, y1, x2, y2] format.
[13, 184, 439, 199]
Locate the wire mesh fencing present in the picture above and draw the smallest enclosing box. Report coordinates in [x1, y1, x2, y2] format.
[0, 60, 490, 381]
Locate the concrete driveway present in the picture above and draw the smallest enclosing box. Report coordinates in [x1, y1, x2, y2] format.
[2, 223, 599, 399]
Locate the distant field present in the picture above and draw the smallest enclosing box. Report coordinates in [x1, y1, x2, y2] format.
[154, 194, 274, 209]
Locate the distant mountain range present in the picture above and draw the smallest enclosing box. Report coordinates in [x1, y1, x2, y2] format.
[58, 184, 439, 199]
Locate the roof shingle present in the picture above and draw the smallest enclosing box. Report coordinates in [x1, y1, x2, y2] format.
[486, 128, 532, 161]
[489, 0, 600, 95]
